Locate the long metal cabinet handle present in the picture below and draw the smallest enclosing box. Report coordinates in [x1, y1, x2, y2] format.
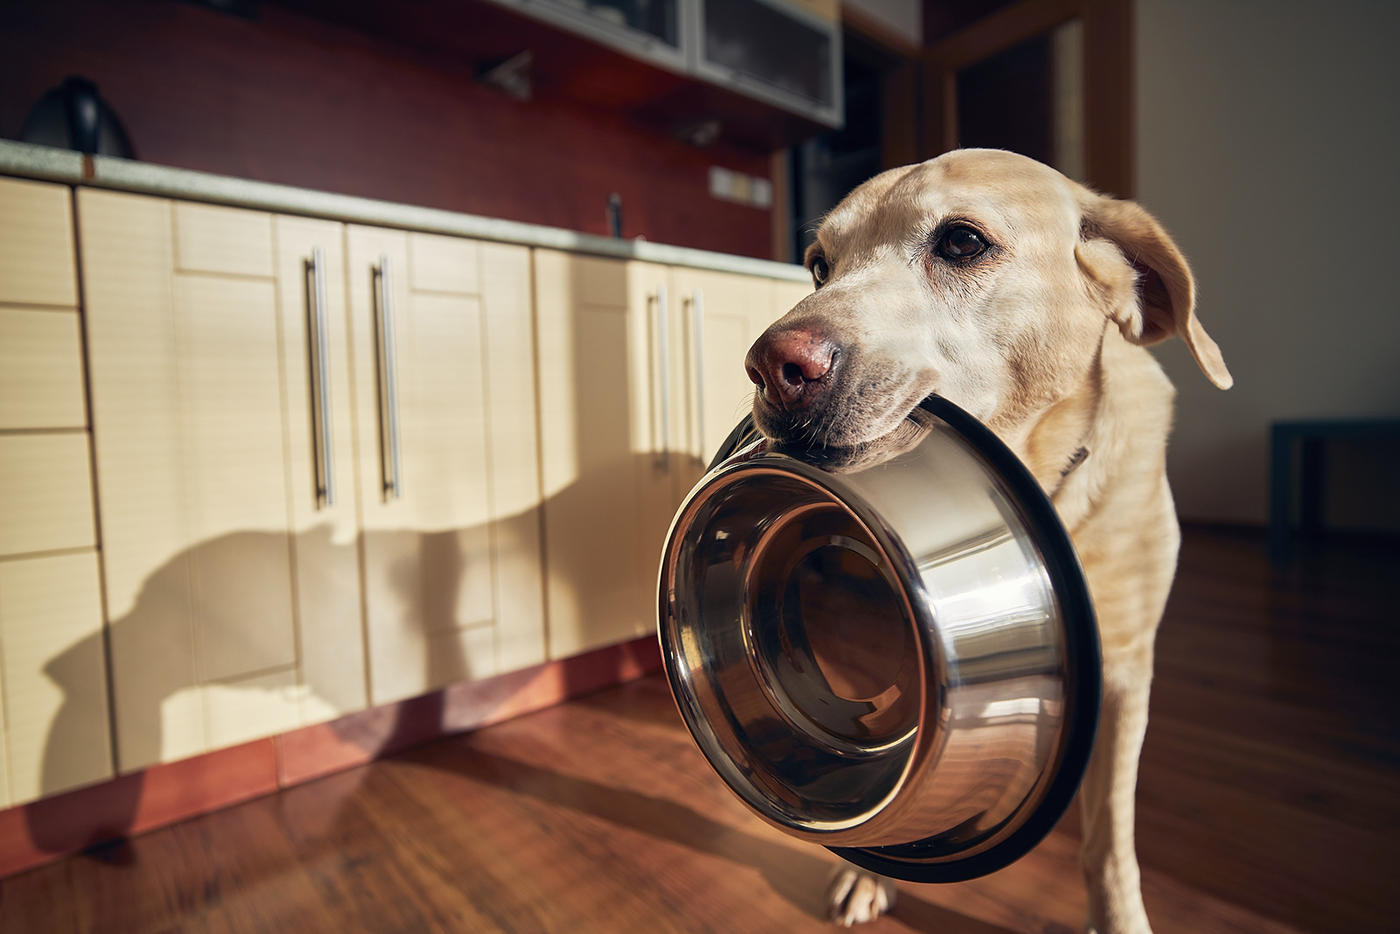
[691, 288, 705, 459]
[655, 285, 670, 470]
[307, 247, 335, 508]
[375, 255, 404, 500]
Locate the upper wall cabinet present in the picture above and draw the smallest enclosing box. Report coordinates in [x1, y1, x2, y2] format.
[691, 0, 841, 126]
[503, 0, 843, 129]
[275, 0, 840, 149]
[0, 177, 113, 807]
[493, 0, 841, 124]
[494, 0, 689, 72]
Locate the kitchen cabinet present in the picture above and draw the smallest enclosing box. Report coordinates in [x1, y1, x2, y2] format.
[669, 266, 811, 471]
[537, 250, 808, 658]
[693, 0, 842, 126]
[536, 250, 664, 657]
[0, 176, 112, 805]
[0, 306, 87, 430]
[81, 195, 548, 766]
[0, 434, 96, 557]
[492, 0, 688, 73]
[0, 147, 808, 797]
[275, 215, 369, 720]
[274, 0, 837, 150]
[0, 176, 79, 308]
[81, 191, 362, 770]
[345, 227, 545, 707]
[488, 0, 842, 126]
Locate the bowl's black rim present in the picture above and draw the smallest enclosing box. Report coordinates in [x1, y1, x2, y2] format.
[707, 396, 1102, 884]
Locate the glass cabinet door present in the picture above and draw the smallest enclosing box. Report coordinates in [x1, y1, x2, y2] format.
[571, 0, 680, 46]
[493, 0, 688, 70]
[694, 0, 842, 125]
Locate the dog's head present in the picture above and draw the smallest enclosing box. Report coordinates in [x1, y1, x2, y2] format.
[746, 150, 1231, 460]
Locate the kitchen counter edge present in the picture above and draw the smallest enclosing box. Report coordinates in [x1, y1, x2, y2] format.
[0, 139, 811, 283]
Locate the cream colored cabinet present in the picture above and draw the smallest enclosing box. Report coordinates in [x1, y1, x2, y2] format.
[5, 166, 797, 788]
[663, 268, 811, 504]
[626, 261, 699, 597]
[0, 177, 113, 805]
[275, 215, 368, 719]
[668, 267, 811, 470]
[345, 226, 544, 707]
[81, 191, 364, 771]
[80, 193, 545, 767]
[536, 252, 671, 657]
[536, 251, 810, 659]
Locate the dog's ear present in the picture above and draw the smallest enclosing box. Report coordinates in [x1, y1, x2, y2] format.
[1076, 196, 1232, 390]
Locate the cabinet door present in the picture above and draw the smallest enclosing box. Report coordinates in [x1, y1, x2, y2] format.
[0, 177, 111, 805]
[346, 227, 543, 706]
[668, 267, 789, 470]
[536, 251, 675, 658]
[82, 191, 354, 769]
[625, 261, 694, 582]
[479, 242, 547, 675]
[274, 216, 367, 722]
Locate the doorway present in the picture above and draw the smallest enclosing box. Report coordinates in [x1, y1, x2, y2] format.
[780, 0, 1131, 265]
[787, 30, 898, 262]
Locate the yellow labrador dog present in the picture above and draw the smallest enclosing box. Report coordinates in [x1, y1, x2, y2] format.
[744, 149, 1231, 933]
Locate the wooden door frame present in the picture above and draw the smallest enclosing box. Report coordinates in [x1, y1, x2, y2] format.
[920, 0, 1133, 198]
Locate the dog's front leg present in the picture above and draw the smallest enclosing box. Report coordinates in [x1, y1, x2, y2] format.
[1078, 656, 1155, 934]
[825, 863, 896, 926]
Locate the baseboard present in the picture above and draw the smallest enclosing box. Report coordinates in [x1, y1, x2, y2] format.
[0, 636, 663, 879]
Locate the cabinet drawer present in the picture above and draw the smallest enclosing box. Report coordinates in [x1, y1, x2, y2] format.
[0, 306, 87, 429]
[0, 433, 96, 556]
[0, 550, 112, 803]
[0, 177, 77, 308]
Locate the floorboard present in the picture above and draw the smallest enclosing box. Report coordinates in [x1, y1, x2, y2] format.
[1, 525, 1395, 933]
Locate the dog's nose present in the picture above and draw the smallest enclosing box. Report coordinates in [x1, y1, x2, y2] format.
[745, 327, 838, 407]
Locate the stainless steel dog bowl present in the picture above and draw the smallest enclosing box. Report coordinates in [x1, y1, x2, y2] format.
[657, 395, 1099, 882]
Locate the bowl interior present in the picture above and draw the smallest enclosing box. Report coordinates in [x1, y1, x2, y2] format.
[665, 467, 928, 832]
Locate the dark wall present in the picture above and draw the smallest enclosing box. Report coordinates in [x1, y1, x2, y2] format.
[0, 0, 774, 258]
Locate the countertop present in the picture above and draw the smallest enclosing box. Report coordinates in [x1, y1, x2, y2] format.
[0, 139, 810, 283]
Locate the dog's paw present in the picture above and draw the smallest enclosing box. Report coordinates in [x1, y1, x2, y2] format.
[825, 864, 896, 927]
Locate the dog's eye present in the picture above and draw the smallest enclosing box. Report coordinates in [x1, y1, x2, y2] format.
[935, 226, 989, 261]
[809, 254, 830, 288]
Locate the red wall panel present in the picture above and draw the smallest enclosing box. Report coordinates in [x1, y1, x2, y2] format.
[0, 0, 775, 258]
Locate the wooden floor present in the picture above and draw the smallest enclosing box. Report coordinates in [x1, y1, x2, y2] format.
[2, 526, 1397, 934]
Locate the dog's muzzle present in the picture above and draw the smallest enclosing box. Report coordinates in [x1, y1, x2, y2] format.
[656, 396, 1101, 883]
